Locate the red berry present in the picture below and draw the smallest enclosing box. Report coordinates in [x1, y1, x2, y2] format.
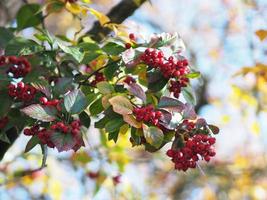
[39, 97, 48, 105]
[129, 33, 135, 40]
[17, 82, 25, 89]
[71, 128, 80, 136]
[125, 43, 131, 49]
[24, 128, 32, 136]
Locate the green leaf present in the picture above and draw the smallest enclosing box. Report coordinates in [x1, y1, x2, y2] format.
[109, 96, 133, 115]
[186, 72, 201, 79]
[20, 104, 57, 122]
[79, 111, 91, 128]
[143, 124, 164, 148]
[108, 131, 119, 143]
[102, 42, 125, 55]
[16, 4, 43, 30]
[0, 132, 10, 144]
[182, 85, 196, 105]
[81, 52, 102, 64]
[54, 77, 74, 96]
[64, 89, 89, 114]
[130, 127, 141, 146]
[105, 118, 124, 133]
[25, 135, 40, 153]
[57, 41, 84, 63]
[95, 115, 110, 129]
[89, 98, 104, 116]
[78, 42, 101, 52]
[104, 62, 120, 80]
[5, 37, 43, 56]
[0, 93, 12, 117]
[96, 81, 114, 94]
[51, 132, 76, 152]
[147, 70, 168, 92]
[0, 27, 14, 48]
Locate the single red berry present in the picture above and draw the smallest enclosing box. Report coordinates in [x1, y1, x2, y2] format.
[71, 128, 80, 136]
[17, 82, 25, 89]
[39, 97, 48, 105]
[166, 149, 174, 157]
[24, 128, 32, 136]
[129, 33, 135, 40]
[125, 43, 131, 49]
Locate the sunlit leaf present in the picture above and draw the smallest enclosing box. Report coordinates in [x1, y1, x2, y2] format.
[21, 104, 57, 122]
[109, 96, 133, 115]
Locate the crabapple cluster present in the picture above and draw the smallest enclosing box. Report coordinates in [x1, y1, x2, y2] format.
[0, 56, 31, 78]
[166, 134, 216, 171]
[24, 125, 55, 148]
[181, 119, 196, 131]
[90, 72, 105, 86]
[169, 77, 189, 98]
[8, 82, 36, 102]
[140, 48, 190, 98]
[133, 105, 162, 126]
[39, 97, 61, 108]
[51, 120, 81, 136]
[140, 49, 189, 79]
[0, 117, 9, 130]
[123, 76, 136, 85]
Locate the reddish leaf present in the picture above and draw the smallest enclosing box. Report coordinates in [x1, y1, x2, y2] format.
[127, 83, 146, 102]
[183, 103, 197, 120]
[158, 96, 185, 112]
[51, 132, 76, 152]
[21, 104, 57, 122]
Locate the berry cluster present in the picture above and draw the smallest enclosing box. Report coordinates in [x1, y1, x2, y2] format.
[181, 119, 196, 131]
[140, 49, 189, 79]
[39, 97, 60, 107]
[140, 48, 190, 98]
[90, 72, 105, 86]
[0, 117, 9, 130]
[8, 82, 36, 102]
[51, 120, 81, 136]
[166, 134, 216, 171]
[123, 76, 136, 85]
[169, 78, 189, 98]
[125, 33, 136, 49]
[24, 120, 82, 148]
[133, 105, 162, 126]
[24, 125, 55, 148]
[0, 56, 31, 78]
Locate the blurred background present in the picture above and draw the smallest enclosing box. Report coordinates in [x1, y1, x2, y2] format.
[1, 0, 267, 199]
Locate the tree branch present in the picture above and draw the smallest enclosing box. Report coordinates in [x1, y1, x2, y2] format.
[84, 0, 148, 42]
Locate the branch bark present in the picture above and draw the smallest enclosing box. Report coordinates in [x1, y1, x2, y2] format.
[85, 0, 148, 41]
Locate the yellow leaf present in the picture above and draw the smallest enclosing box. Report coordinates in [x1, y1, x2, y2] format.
[89, 8, 110, 26]
[102, 94, 112, 109]
[123, 114, 142, 128]
[109, 96, 133, 115]
[255, 29, 267, 41]
[119, 124, 129, 135]
[89, 54, 109, 70]
[82, 0, 91, 3]
[65, 2, 87, 15]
